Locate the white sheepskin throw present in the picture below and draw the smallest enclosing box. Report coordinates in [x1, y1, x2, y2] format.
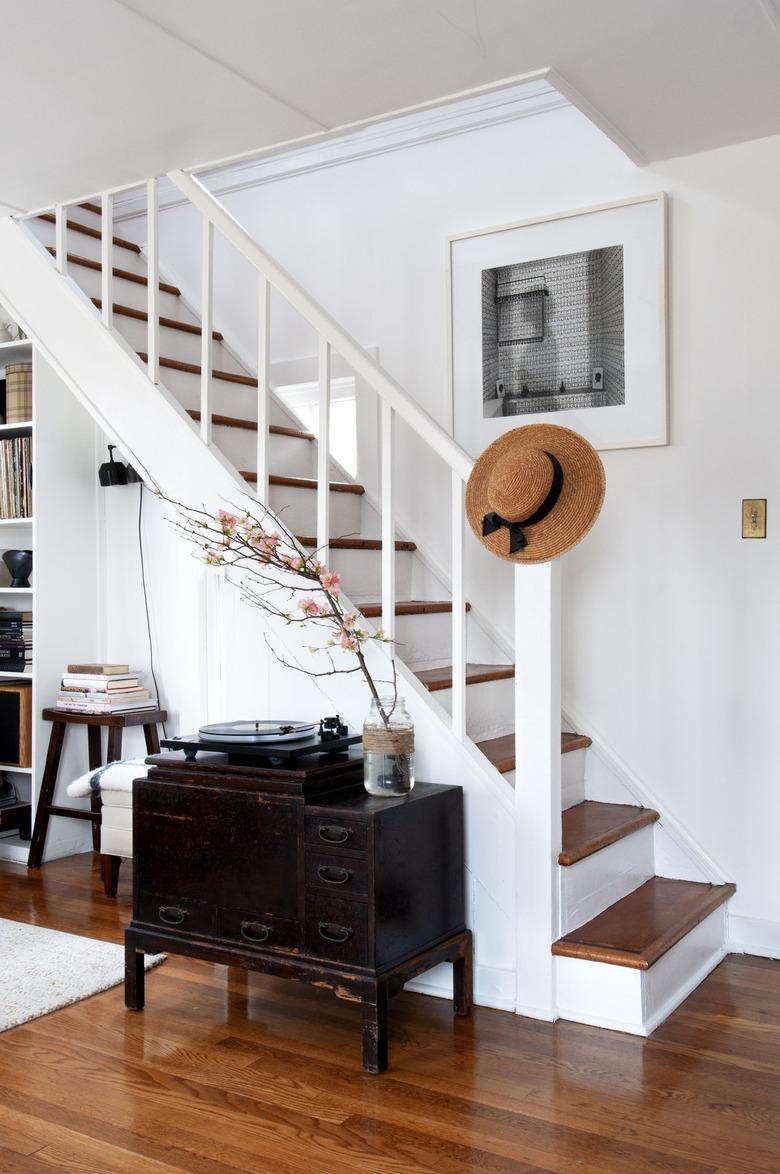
[66, 758, 148, 799]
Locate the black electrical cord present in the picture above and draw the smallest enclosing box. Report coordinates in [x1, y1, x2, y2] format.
[138, 483, 167, 738]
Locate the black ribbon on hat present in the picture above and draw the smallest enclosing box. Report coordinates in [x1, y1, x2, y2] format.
[482, 452, 564, 554]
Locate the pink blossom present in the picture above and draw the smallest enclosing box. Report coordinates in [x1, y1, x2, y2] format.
[299, 597, 329, 617]
[280, 553, 306, 572]
[216, 509, 238, 537]
[204, 547, 225, 565]
[319, 569, 341, 595]
[339, 630, 359, 652]
[341, 612, 357, 631]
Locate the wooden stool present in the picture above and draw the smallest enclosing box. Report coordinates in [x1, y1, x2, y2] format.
[27, 708, 167, 894]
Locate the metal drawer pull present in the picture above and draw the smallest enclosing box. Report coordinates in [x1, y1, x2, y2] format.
[317, 864, 353, 886]
[318, 824, 351, 844]
[318, 921, 353, 944]
[240, 921, 270, 943]
[158, 905, 186, 926]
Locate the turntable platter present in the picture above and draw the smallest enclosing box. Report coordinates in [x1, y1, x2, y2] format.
[198, 720, 317, 744]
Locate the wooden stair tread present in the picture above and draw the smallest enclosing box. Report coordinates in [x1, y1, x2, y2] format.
[46, 248, 180, 294]
[137, 353, 258, 388]
[477, 732, 589, 774]
[297, 536, 416, 552]
[561, 732, 593, 753]
[415, 664, 514, 692]
[559, 800, 660, 866]
[91, 299, 223, 340]
[358, 600, 471, 618]
[552, 877, 736, 969]
[243, 473, 364, 494]
[79, 201, 103, 215]
[186, 409, 314, 440]
[38, 212, 141, 253]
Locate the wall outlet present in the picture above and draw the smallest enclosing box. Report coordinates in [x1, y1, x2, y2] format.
[742, 499, 767, 539]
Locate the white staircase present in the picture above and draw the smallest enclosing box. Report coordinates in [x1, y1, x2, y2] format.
[0, 177, 736, 1032]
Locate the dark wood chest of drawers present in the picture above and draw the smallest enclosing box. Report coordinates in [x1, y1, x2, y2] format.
[125, 751, 472, 1072]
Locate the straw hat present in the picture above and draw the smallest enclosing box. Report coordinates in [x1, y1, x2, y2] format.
[466, 424, 605, 564]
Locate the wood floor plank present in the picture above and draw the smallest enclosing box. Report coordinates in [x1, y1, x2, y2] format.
[0, 854, 778, 1174]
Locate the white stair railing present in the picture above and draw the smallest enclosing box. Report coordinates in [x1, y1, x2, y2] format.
[13, 172, 552, 768]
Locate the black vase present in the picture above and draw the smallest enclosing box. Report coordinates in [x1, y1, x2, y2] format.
[3, 549, 32, 588]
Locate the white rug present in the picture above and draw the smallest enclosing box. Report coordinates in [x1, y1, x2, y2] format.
[0, 917, 164, 1032]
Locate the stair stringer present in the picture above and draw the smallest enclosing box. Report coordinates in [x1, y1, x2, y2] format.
[0, 214, 519, 1011]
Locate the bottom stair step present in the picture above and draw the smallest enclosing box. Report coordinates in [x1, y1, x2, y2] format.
[552, 877, 736, 970]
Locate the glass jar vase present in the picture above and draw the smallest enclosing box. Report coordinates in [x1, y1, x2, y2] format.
[363, 696, 415, 797]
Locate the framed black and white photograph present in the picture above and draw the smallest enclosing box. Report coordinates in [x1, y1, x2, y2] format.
[448, 193, 667, 453]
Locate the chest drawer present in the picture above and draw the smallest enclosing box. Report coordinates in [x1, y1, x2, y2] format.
[136, 893, 216, 938]
[305, 892, 369, 967]
[305, 814, 367, 853]
[216, 907, 300, 954]
[305, 850, 368, 896]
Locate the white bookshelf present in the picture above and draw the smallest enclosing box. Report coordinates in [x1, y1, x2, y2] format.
[0, 342, 99, 863]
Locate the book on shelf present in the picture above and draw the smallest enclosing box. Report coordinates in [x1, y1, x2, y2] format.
[57, 688, 150, 703]
[55, 697, 157, 714]
[61, 674, 138, 690]
[66, 662, 130, 675]
[0, 609, 33, 671]
[0, 435, 32, 519]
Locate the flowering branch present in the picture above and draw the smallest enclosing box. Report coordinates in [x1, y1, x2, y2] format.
[159, 492, 397, 725]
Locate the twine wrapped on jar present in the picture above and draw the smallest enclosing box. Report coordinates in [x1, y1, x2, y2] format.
[362, 726, 414, 756]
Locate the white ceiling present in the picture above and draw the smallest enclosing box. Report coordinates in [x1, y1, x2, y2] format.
[2, 0, 780, 210]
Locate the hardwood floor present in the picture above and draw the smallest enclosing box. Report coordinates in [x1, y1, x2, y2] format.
[0, 855, 778, 1173]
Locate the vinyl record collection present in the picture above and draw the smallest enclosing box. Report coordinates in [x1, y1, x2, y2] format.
[55, 662, 157, 714]
[0, 435, 32, 518]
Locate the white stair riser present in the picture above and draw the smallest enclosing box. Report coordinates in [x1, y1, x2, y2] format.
[562, 747, 586, 809]
[317, 547, 415, 598]
[559, 823, 655, 936]
[112, 313, 245, 372]
[426, 674, 514, 743]
[28, 219, 149, 277]
[389, 610, 458, 667]
[267, 484, 362, 536]
[153, 365, 265, 421]
[555, 905, 728, 1035]
[65, 205, 104, 231]
[212, 424, 316, 480]
[63, 261, 192, 321]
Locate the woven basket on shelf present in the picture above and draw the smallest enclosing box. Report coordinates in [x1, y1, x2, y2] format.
[5, 363, 32, 423]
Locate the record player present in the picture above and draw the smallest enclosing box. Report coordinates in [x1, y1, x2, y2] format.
[161, 715, 360, 769]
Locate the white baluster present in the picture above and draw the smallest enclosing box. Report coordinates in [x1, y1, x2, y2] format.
[256, 276, 270, 503]
[200, 215, 213, 444]
[317, 337, 331, 561]
[54, 204, 66, 275]
[380, 400, 395, 642]
[451, 470, 466, 739]
[100, 193, 113, 327]
[146, 178, 159, 383]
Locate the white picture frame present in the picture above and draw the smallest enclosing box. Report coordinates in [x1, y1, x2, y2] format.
[448, 193, 668, 453]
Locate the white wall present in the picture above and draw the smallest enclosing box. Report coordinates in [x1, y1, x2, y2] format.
[124, 105, 780, 935]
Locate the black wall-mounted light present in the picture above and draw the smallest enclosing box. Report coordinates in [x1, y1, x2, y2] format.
[98, 444, 140, 486]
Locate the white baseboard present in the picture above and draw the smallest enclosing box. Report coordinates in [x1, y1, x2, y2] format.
[405, 960, 516, 1013]
[728, 914, 780, 960]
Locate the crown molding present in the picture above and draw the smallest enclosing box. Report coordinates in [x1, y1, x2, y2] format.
[113, 77, 569, 221]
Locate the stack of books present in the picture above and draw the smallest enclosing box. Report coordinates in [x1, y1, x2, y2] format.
[0, 608, 32, 673]
[0, 435, 32, 519]
[56, 662, 157, 714]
